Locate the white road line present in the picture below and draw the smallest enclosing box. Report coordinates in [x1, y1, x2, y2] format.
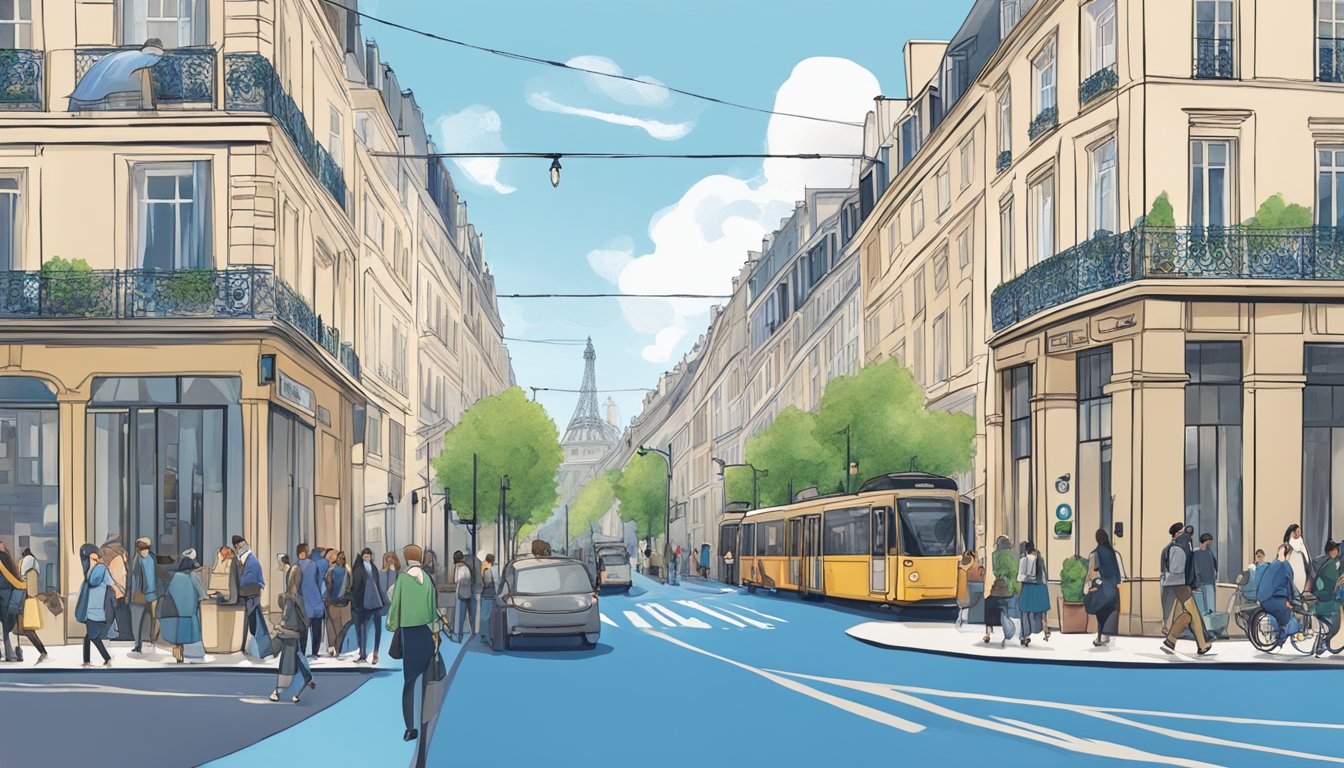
[636, 603, 677, 627]
[644, 629, 924, 733]
[623, 610, 652, 629]
[675, 600, 747, 627]
[719, 607, 773, 629]
[600, 613, 617, 627]
[646, 602, 711, 629]
[728, 603, 788, 623]
[1075, 709, 1344, 764]
[0, 683, 238, 700]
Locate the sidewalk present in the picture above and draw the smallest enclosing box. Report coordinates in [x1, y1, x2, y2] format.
[0, 638, 401, 673]
[847, 620, 1344, 668]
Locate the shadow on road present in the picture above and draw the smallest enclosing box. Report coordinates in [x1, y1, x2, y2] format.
[485, 637, 615, 659]
[737, 585, 958, 624]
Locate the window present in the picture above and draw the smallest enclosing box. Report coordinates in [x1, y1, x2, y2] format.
[932, 312, 948, 382]
[896, 498, 959, 557]
[134, 161, 211, 270]
[900, 113, 922, 168]
[886, 217, 900, 254]
[936, 165, 951, 214]
[1086, 0, 1117, 75]
[999, 197, 1015, 280]
[1318, 147, 1344, 227]
[912, 325, 925, 384]
[0, 0, 31, 47]
[1302, 345, 1344, 553]
[1194, 0, 1235, 79]
[894, 293, 905, 329]
[960, 137, 975, 190]
[912, 271, 926, 317]
[1321, 0, 1344, 82]
[1078, 347, 1114, 536]
[0, 176, 20, 271]
[389, 418, 405, 478]
[328, 105, 344, 167]
[956, 226, 971, 269]
[1030, 174, 1054, 265]
[1001, 0, 1022, 36]
[1185, 341, 1242, 581]
[363, 191, 385, 249]
[1191, 140, 1232, 229]
[123, 0, 208, 48]
[1033, 42, 1057, 116]
[1006, 364, 1033, 542]
[1090, 138, 1118, 236]
[960, 297, 972, 369]
[997, 88, 1012, 155]
[933, 247, 949, 293]
[366, 409, 382, 457]
[824, 507, 869, 555]
[760, 520, 785, 556]
[912, 195, 925, 236]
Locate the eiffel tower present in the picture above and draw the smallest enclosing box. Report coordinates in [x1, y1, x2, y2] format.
[564, 338, 620, 445]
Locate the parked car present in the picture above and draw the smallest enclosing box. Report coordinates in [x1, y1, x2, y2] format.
[489, 556, 600, 651]
[595, 545, 632, 592]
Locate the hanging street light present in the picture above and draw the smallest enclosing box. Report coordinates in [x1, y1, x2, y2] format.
[549, 156, 562, 188]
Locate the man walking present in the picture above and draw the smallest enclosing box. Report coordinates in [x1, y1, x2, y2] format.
[296, 544, 325, 658]
[480, 554, 497, 646]
[1192, 532, 1220, 638]
[128, 538, 159, 655]
[451, 551, 475, 643]
[233, 535, 265, 654]
[669, 545, 681, 586]
[350, 548, 385, 664]
[1160, 522, 1212, 656]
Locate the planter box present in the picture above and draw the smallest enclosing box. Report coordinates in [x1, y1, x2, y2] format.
[1058, 598, 1088, 634]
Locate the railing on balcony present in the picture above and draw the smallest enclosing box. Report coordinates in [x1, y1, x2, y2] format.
[0, 50, 42, 110]
[1080, 65, 1118, 105]
[75, 47, 215, 105]
[0, 266, 361, 380]
[1193, 37, 1235, 79]
[1027, 106, 1057, 142]
[223, 53, 347, 209]
[1321, 37, 1344, 83]
[991, 226, 1344, 332]
[996, 150, 1012, 174]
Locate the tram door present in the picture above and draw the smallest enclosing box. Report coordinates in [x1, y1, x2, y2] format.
[787, 517, 802, 587]
[870, 507, 888, 595]
[802, 514, 823, 595]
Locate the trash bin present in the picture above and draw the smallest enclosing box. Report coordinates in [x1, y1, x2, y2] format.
[201, 600, 244, 654]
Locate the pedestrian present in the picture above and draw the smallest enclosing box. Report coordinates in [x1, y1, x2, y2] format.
[1242, 548, 1268, 602]
[669, 545, 682, 586]
[982, 567, 1016, 646]
[698, 543, 711, 579]
[386, 544, 441, 743]
[324, 549, 352, 657]
[1160, 522, 1212, 656]
[1160, 525, 1194, 634]
[1312, 541, 1342, 622]
[381, 551, 401, 616]
[159, 550, 206, 663]
[351, 548, 386, 664]
[233, 535, 265, 655]
[648, 547, 664, 581]
[15, 548, 47, 663]
[127, 537, 159, 655]
[722, 549, 734, 584]
[1284, 524, 1314, 595]
[452, 551, 475, 643]
[1085, 529, 1124, 647]
[1016, 541, 1049, 645]
[1256, 543, 1302, 647]
[295, 543, 325, 658]
[0, 543, 24, 662]
[271, 554, 315, 702]
[479, 554, 497, 646]
[1191, 533, 1218, 616]
[955, 551, 984, 630]
[99, 534, 132, 642]
[209, 545, 240, 605]
[75, 543, 117, 668]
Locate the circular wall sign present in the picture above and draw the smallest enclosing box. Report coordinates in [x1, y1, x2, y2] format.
[1055, 503, 1073, 521]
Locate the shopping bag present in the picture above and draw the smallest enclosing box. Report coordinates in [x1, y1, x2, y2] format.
[20, 597, 42, 631]
[249, 617, 275, 659]
[388, 628, 403, 659]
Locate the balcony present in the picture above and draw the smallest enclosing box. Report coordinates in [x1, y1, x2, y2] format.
[0, 50, 42, 110]
[1079, 65, 1118, 105]
[223, 53, 347, 208]
[1320, 38, 1344, 83]
[991, 226, 1344, 332]
[1193, 37, 1235, 79]
[75, 47, 215, 105]
[0, 266, 360, 380]
[996, 150, 1012, 174]
[1027, 106, 1057, 142]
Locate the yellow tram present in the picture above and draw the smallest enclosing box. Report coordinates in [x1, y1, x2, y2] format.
[717, 473, 973, 606]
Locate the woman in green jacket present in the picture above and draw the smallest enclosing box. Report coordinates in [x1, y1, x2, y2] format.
[387, 544, 441, 743]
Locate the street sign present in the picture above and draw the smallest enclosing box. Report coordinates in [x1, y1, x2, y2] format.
[1055, 503, 1072, 521]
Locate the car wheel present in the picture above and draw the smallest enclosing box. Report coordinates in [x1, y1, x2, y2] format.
[581, 633, 598, 650]
[502, 634, 512, 651]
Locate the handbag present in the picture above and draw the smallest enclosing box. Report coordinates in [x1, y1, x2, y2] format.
[20, 597, 42, 631]
[425, 647, 447, 682]
[388, 629, 403, 659]
[1084, 579, 1118, 615]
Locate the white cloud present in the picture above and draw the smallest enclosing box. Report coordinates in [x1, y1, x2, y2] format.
[597, 57, 878, 363]
[528, 91, 694, 141]
[568, 55, 670, 107]
[586, 240, 635, 284]
[435, 105, 516, 195]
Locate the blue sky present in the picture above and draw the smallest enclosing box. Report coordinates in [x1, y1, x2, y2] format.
[370, 0, 975, 427]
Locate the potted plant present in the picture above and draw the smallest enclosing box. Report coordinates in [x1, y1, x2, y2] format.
[40, 256, 112, 317]
[1058, 554, 1089, 634]
[163, 268, 218, 311]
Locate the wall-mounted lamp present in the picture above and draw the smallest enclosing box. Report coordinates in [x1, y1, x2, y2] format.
[1054, 474, 1071, 494]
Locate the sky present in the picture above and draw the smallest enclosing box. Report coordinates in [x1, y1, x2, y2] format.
[368, 0, 976, 428]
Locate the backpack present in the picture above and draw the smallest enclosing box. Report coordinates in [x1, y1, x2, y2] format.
[1162, 541, 1197, 586]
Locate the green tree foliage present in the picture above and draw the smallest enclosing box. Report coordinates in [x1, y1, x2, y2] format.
[432, 387, 562, 531]
[615, 453, 667, 540]
[1244, 193, 1312, 229]
[992, 546, 1022, 596]
[1140, 192, 1175, 227]
[569, 469, 620, 540]
[740, 407, 838, 507]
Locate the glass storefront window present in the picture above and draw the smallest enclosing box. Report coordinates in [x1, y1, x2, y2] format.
[1184, 342, 1242, 582]
[1302, 345, 1344, 550]
[0, 401, 59, 593]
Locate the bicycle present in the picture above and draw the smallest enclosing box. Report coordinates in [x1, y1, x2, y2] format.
[1246, 594, 1335, 656]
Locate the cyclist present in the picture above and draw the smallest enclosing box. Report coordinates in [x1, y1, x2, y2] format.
[1257, 543, 1302, 647]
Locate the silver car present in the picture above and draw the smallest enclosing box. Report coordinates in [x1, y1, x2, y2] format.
[489, 556, 600, 651]
[595, 546, 632, 592]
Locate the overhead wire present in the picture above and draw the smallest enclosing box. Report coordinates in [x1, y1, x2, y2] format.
[498, 293, 730, 299]
[502, 336, 590, 345]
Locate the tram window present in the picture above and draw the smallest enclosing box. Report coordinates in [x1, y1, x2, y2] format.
[824, 507, 869, 555]
[959, 500, 975, 552]
[761, 520, 785, 556]
[740, 524, 756, 557]
[896, 498, 959, 557]
[872, 509, 887, 556]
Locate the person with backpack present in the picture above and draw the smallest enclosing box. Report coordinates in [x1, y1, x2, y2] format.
[159, 550, 206, 663]
[1160, 522, 1212, 656]
[324, 550, 352, 657]
[127, 537, 159, 656]
[75, 543, 118, 668]
[271, 554, 316, 703]
[451, 551, 475, 643]
[479, 554, 498, 646]
[1016, 541, 1049, 646]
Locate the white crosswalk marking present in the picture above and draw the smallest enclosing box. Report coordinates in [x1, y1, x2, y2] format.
[719, 607, 773, 630]
[675, 600, 747, 627]
[623, 610, 652, 629]
[636, 604, 677, 627]
[600, 613, 617, 627]
[729, 603, 787, 623]
[645, 602, 711, 629]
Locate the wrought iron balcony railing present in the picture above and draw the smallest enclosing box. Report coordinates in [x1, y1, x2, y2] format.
[1080, 65, 1118, 105]
[1027, 105, 1057, 142]
[0, 266, 360, 380]
[991, 226, 1344, 332]
[75, 47, 215, 105]
[1193, 36, 1235, 79]
[223, 53, 347, 208]
[1320, 38, 1344, 83]
[996, 150, 1012, 174]
[0, 50, 42, 110]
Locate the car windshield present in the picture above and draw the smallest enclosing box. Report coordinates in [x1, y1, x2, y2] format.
[512, 562, 593, 595]
[600, 551, 627, 566]
[896, 498, 959, 557]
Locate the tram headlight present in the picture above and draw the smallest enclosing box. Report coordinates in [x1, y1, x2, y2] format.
[908, 572, 920, 582]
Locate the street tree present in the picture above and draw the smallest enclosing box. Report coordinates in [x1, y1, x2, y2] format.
[732, 406, 838, 507]
[614, 453, 666, 544]
[432, 387, 563, 541]
[569, 469, 619, 541]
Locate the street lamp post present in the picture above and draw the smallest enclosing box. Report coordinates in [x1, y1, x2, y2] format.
[839, 425, 853, 494]
[499, 474, 511, 559]
[711, 457, 768, 510]
[637, 443, 673, 578]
